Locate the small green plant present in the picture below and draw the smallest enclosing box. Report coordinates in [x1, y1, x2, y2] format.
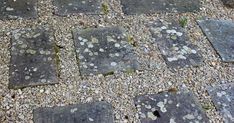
[127, 35, 137, 47]
[202, 103, 213, 110]
[101, 3, 109, 15]
[179, 17, 188, 28]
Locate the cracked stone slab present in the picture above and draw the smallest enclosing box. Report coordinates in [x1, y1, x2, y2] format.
[8, 26, 58, 89]
[0, 0, 37, 19]
[207, 83, 234, 123]
[33, 101, 114, 123]
[73, 27, 139, 76]
[120, 0, 200, 15]
[53, 0, 102, 16]
[198, 19, 234, 62]
[147, 20, 203, 68]
[134, 89, 209, 123]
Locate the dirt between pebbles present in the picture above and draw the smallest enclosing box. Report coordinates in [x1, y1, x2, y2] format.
[0, 0, 233, 122]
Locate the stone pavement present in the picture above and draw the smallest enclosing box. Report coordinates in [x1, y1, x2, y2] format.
[0, 0, 234, 122]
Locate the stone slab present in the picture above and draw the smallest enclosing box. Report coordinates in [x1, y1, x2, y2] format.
[207, 83, 234, 123]
[148, 20, 203, 68]
[53, 0, 102, 16]
[198, 19, 234, 62]
[8, 26, 58, 89]
[134, 90, 209, 123]
[33, 101, 114, 123]
[0, 0, 37, 19]
[120, 0, 201, 15]
[73, 27, 139, 76]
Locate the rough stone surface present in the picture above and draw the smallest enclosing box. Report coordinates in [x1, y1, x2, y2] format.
[120, 0, 201, 15]
[207, 83, 234, 123]
[134, 89, 209, 123]
[221, 0, 234, 8]
[8, 26, 58, 89]
[148, 20, 203, 68]
[53, 0, 102, 16]
[33, 101, 114, 123]
[73, 27, 139, 76]
[0, 0, 37, 19]
[198, 19, 234, 62]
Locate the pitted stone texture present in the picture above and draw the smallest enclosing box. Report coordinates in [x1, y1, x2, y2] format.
[53, 0, 101, 16]
[148, 20, 202, 68]
[134, 90, 209, 123]
[33, 101, 114, 123]
[120, 0, 200, 15]
[73, 27, 139, 76]
[221, 0, 234, 8]
[198, 19, 234, 62]
[207, 83, 234, 123]
[0, 0, 37, 19]
[9, 27, 58, 89]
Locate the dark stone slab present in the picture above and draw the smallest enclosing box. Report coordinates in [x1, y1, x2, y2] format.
[53, 0, 102, 16]
[8, 26, 58, 89]
[33, 101, 114, 123]
[207, 83, 234, 123]
[221, 0, 234, 8]
[198, 19, 234, 62]
[120, 0, 200, 15]
[134, 90, 209, 123]
[73, 27, 139, 76]
[147, 20, 203, 68]
[0, 0, 37, 19]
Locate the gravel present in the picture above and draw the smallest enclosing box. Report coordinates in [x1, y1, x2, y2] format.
[0, 0, 233, 122]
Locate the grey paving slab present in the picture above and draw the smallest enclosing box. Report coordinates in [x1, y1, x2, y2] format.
[8, 26, 58, 89]
[207, 83, 234, 123]
[148, 20, 203, 68]
[134, 90, 209, 123]
[33, 101, 114, 123]
[53, 0, 102, 16]
[73, 27, 139, 76]
[198, 19, 234, 62]
[0, 0, 37, 19]
[120, 0, 201, 15]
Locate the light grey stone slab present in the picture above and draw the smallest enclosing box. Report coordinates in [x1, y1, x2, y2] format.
[198, 19, 234, 62]
[148, 20, 203, 68]
[33, 101, 114, 123]
[207, 83, 234, 123]
[73, 27, 139, 76]
[120, 0, 201, 15]
[0, 0, 37, 19]
[9, 26, 58, 89]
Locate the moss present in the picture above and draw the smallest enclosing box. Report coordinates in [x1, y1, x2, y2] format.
[101, 3, 109, 15]
[179, 17, 188, 28]
[103, 71, 114, 76]
[202, 103, 213, 110]
[127, 35, 137, 47]
[125, 69, 135, 75]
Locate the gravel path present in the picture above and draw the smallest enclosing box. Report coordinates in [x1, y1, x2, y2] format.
[0, 0, 233, 122]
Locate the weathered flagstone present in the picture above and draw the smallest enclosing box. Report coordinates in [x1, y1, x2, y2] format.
[134, 89, 209, 123]
[147, 20, 202, 68]
[33, 101, 114, 123]
[198, 19, 234, 62]
[120, 0, 200, 15]
[0, 0, 37, 19]
[73, 27, 139, 76]
[8, 26, 58, 89]
[207, 83, 234, 123]
[53, 0, 102, 16]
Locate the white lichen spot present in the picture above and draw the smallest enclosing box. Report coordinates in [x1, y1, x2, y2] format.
[91, 37, 99, 43]
[70, 108, 78, 113]
[78, 36, 83, 41]
[84, 48, 90, 53]
[183, 114, 195, 120]
[33, 33, 41, 38]
[81, 1, 86, 4]
[140, 113, 146, 118]
[191, 50, 197, 54]
[147, 112, 157, 120]
[41, 79, 47, 83]
[39, 50, 45, 54]
[177, 55, 186, 59]
[157, 101, 167, 113]
[170, 118, 176, 123]
[80, 42, 85, 45]
[110, 62, 117, 66]
[88, 117, 94, 122]
[115, 53, 120, 57]
[161, 26, 167, 30]
[145, 105, 151, 109]
[99, 48, 104, 52]
[90, 63, 94, 66]
[107, 36, 116, 42]
[114, 43, 120, 48]
[88, 43, 94, 48]
[217, 91, 226, 97]
[33, 68, 38, 72]
[176, 32, 183, 36]
[48, 57, 52, 61]
[25, 76, 30, 80]
[89, 52, 93, 56]
[168, 57, 178, 62]
[6, 7, 14, 11]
